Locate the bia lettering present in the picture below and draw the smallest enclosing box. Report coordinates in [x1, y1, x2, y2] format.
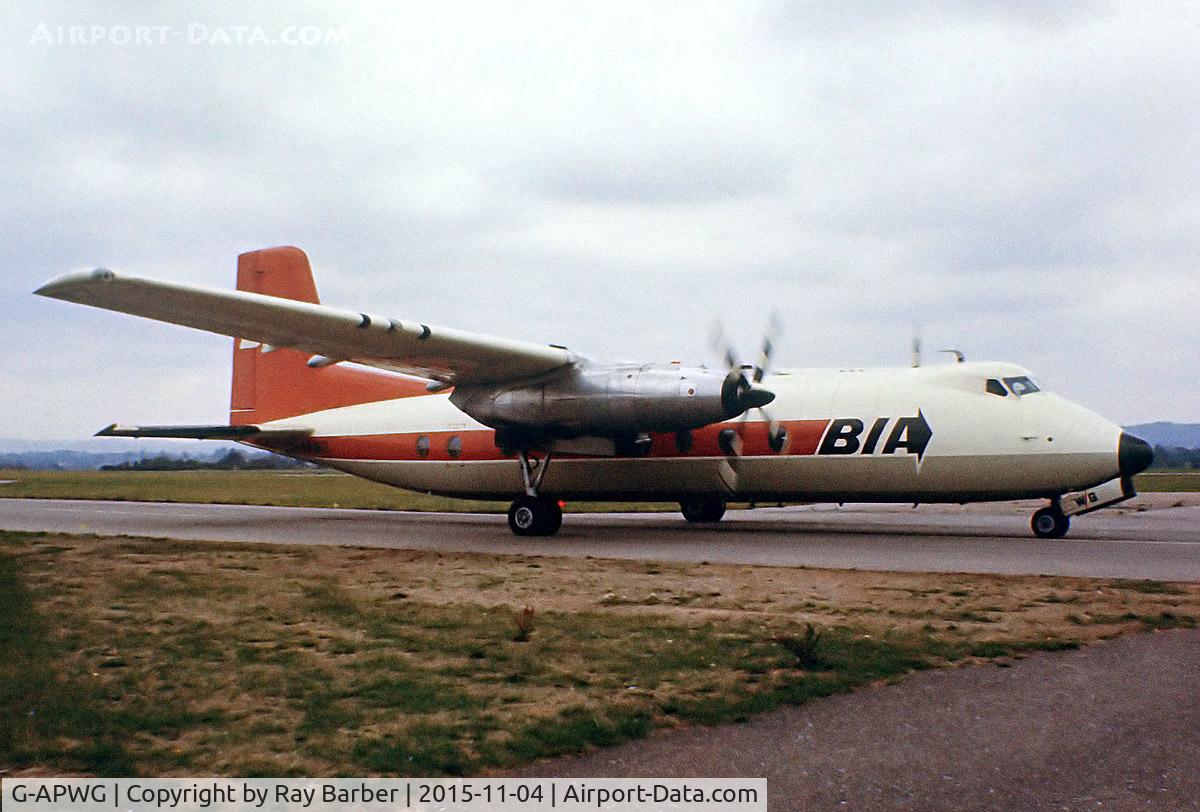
[818, 412, 932, 459]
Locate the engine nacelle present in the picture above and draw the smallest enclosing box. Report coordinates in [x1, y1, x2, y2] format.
[450, 362, 768, 438]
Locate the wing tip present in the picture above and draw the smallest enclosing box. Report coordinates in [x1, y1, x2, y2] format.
[34, 267, 117, 298]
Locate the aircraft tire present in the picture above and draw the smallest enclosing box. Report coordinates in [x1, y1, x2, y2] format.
[540, 498, 563, 535]
[681, 495, 727, 524]
[508, 496, 562, 536]
[1031, 505, 1070, 539]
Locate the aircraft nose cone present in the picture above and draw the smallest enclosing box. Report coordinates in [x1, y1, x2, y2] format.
[1118, 432, 1154, 476]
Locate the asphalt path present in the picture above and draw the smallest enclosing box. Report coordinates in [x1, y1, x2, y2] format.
[513, 628, 1200, 811]
[1, 496, 1197, 580]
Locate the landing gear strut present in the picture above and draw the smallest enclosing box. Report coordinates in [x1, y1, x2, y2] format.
[681, 495, 726, 523]
[507, 452, 562, 536]
[1031, 502, 1070, 539]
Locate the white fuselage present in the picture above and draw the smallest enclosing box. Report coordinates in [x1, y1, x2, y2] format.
[256, 361, 1125, 503]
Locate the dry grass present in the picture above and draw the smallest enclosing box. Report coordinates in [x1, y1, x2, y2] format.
[2, 530, 1197, 777]
[1135, 471, 1200, 492]
[0, 469, 681, 512]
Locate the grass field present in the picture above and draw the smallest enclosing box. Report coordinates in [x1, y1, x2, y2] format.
[1134, 470, 1200, 492]
[2, 529, 1197, 776]
[0, 468, 1195, 513]
[0, 469, 679, 512]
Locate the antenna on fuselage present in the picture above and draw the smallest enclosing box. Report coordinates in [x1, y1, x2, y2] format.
[911, 328, 922, 368]
[940, 349, 966, 363]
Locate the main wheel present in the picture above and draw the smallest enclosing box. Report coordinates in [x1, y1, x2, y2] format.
[681, 495, 726, 523]
[508, 496, 563, 536]
[1031, 506, 1069, 539]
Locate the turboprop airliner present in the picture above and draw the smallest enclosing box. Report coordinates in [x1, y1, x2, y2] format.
[35, 246, 1153, 538]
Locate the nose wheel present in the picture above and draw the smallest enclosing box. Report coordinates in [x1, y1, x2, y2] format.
[1031, 504, 1070, 539]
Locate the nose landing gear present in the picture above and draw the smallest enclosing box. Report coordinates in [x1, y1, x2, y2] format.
[1031, 502, 1070, 539]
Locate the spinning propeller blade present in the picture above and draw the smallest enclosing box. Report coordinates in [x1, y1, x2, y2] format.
[711, 314, 784, 450]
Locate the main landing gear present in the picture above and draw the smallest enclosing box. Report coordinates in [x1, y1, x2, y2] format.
[507, 451, 562, 536]
[1031, 502, 1070, 539]
[681, 495, 726, 524]
[508, 495, 562, 536]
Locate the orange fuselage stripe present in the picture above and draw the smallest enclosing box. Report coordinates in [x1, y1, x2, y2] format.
[306, 419, 831, 462]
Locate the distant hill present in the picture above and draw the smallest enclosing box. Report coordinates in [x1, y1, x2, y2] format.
[1124, 423, 1200, 449]
[0, 450, 163, 470]
[0, 437, 244, 455]
[0, 438, 291, 471]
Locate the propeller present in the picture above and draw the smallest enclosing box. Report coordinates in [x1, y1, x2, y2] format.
[753, 311, 782, 385]
[711, 314, 785, 453]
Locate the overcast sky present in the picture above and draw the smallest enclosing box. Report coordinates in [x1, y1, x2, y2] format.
[3, 1, 1198, 439]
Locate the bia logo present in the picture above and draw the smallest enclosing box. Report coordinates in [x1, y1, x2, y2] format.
[818, 411, 932, 460]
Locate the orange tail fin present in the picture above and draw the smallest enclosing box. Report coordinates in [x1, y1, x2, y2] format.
[229, 246, 425, 425]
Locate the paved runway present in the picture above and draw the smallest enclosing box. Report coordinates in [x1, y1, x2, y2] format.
[2, 496, 1197, 580]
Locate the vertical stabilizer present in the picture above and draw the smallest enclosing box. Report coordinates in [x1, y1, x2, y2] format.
[230, 246, 425, 425]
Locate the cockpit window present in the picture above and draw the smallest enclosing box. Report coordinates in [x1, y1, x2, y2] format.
[1003, 376, 1041, 397]
[985, 378, 1008, 397]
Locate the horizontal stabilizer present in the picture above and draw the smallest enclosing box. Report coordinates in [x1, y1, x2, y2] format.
[96, 423, 313, 441]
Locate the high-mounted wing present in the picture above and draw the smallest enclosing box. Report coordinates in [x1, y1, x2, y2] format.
[35, 269, 576, 385]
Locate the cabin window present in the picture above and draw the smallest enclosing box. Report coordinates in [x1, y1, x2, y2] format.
[416, 435, 431, 457]
[447, 435, 462, 458]
[1003, 376, 1041, 397]
[985, 378, 1008, 397]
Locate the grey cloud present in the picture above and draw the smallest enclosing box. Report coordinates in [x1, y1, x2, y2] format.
[761, 0, 1112, 42]
[2, 0, 1198, 437]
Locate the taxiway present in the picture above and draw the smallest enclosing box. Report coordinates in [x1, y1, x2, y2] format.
[1, 495, 1196, 580]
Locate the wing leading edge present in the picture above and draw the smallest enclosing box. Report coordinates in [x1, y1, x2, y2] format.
[36, 269, 576, 385]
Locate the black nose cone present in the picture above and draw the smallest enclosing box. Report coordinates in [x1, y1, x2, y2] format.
[1118, 432, 1154, 476]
